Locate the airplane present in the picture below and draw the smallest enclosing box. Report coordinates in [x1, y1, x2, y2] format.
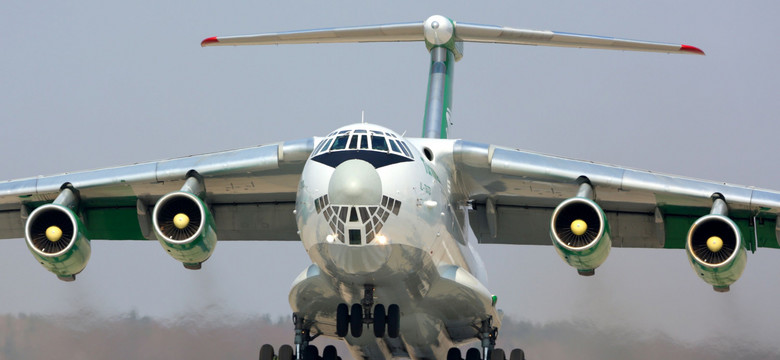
[0, 14, 777, 360]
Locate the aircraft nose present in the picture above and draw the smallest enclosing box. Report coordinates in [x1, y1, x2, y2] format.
[328, 159, 382, 205]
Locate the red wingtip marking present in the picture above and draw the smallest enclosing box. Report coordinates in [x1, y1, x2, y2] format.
[680, 44, 705, 55]
[201, 37, 219, 47]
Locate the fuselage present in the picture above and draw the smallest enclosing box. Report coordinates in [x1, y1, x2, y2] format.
[292, 123, 494, 359]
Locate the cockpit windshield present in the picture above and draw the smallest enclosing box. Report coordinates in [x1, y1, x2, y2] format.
[314, 129, 414, 161]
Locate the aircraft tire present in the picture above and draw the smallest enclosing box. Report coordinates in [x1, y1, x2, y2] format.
[278, 345, 294, 360]
[336, 303, 349, 337]
[447, 347, 462, 360]
[350, 303, 363, 337]
[387, 304, 400, 338]
[465, 348, 481, 360]
[303, 345, 319, 360]
[258, 344, 274, 360]
[322, 345, 338, 360]
[510, 349, 525, 360]
[373, 304, 386, 338]
[491, 348, 506, 360]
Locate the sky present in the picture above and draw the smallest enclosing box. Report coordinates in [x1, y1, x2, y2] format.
[2, 0, 780, 354]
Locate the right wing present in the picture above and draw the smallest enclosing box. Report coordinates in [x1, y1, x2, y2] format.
[449, 140, 780, 251]
[0, 138, 315, 241]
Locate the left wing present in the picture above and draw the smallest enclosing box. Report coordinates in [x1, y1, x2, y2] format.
[0, 138, 314, 242]
[450, 139, 780, 250]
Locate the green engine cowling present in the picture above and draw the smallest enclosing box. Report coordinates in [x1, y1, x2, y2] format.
[152, 191, 217, 270]
[24, 204, 91, 281]
[550, 197, 611, 276]
[685, 214, 746, 292]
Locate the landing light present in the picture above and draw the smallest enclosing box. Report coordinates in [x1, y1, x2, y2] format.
[326, 234, 336, 243]
[376, 234, 388, 245]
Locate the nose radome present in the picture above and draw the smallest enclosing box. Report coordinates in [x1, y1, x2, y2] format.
[328, 159, 382, 205]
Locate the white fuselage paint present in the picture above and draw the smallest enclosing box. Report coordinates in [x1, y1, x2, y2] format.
[292, 123, 496, 359]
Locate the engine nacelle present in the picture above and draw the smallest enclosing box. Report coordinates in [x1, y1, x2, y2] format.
[152, 191, 217, 269]
[686, 214, 746, 292]
[25, 204, 91, 281]
[550, 197, 611, 276]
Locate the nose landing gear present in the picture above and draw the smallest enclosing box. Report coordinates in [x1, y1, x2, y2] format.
[336, 284, 400, 339]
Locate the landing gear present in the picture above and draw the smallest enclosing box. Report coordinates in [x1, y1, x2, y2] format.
[446, 317, 525, 360]
[373, 304, 386, 337]
[350, 303, 363, 337]
[334, 284, 401, 339]
[259, 313, 341, 360]
[258, 344, 274, 360]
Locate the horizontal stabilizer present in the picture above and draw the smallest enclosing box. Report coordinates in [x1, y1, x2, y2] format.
[455, 23, 704, 55]
[201, 15, 703, 55]
[201, 22, 423, 46]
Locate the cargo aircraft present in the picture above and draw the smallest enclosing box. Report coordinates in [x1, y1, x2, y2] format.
[1, 15, 777, 360]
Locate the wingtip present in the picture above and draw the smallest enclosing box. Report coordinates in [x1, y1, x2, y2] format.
[201, 36, 219, 47]
[680, 44, 705, 55]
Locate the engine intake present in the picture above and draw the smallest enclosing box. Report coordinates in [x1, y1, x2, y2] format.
[550, 197, 611, 275]
[25, 203, 91, 281]
[153, 190, 217, 269]
[686, 214, 746, 292]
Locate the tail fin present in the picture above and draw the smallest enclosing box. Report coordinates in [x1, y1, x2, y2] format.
[202, 15, 703, 139]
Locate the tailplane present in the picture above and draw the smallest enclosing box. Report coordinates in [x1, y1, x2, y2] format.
[202, 15, 703, 139]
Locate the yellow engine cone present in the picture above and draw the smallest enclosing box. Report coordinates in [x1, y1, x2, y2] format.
[173, 213, 190, 230]
[571, 219, 587, 236]
[706, 236, 724, 252]
[45, 226, 63, 242]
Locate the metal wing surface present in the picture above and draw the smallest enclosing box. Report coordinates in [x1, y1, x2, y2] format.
[451, 140, 780, 251]
[0, 138, 314, 241]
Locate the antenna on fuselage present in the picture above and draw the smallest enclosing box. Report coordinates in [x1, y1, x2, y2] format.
[361, 110, 365, 124]
[201, 15, 703, 139]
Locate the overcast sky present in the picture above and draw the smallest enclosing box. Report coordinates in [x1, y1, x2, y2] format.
[2, 0, 779, 353]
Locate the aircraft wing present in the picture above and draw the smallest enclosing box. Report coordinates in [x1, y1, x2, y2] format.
[450, 140, 780, 251]
[0, 138, 314, 241]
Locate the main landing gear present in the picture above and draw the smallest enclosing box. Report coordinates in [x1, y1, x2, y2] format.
[258, 313, 341, 360]
[336, 284, 400, 339]
[446, 317, 526, 360]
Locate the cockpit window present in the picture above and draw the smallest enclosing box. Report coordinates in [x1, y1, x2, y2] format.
[398, 141, 413, 158]
[388, 139, 401, 153]
[371, 135, 388, 151]
[348, 135, 359, 149]
[331, 135, 349, 150]
[359, 135, 369, 149]
[314, 139, 328, 154]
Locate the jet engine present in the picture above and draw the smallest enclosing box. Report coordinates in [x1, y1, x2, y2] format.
[25, 203, 91, 281]
[152, 190, 217, 269]
[550, 195, 611, 276]
[685, 213, 746, 292]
